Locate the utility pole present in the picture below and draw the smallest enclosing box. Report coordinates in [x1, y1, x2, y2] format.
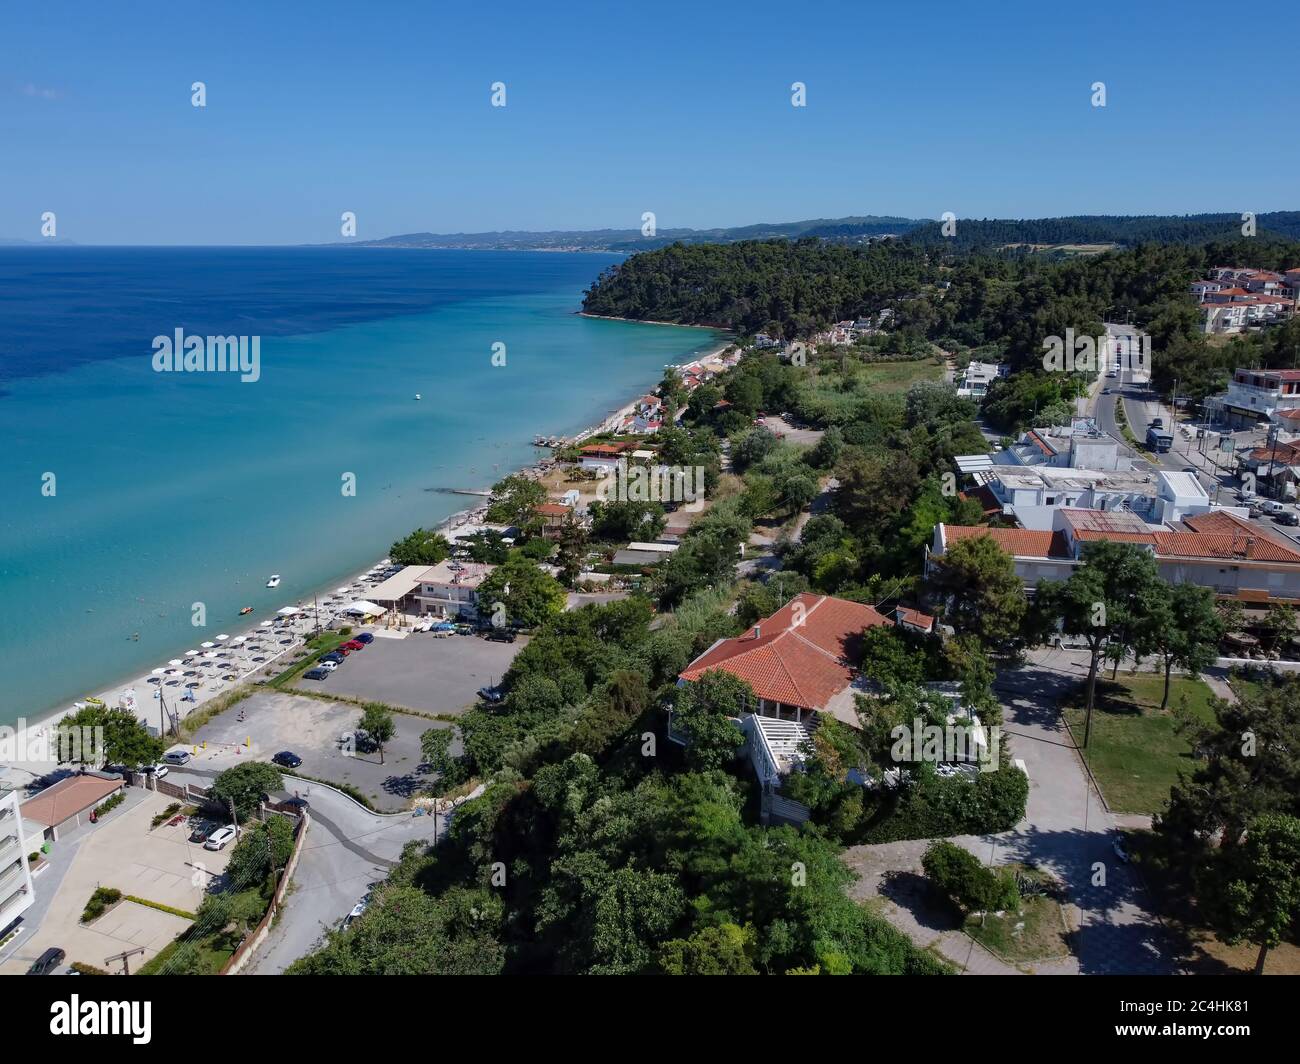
[105, 946, 146, 976]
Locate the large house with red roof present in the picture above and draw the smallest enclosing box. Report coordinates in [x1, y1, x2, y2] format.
[677, 592, 893, 729]
[674, 592, 899, 824]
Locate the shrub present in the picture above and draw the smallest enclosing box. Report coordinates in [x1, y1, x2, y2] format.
[81, 886, 123, 923]
[70, 962, 109, 975]
[151, 802, 182, 828]
[96, 792, 125, 816]
[922, 841, 1019, 915]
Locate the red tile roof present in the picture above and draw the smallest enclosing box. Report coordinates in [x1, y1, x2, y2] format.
[534, 503, 573, 517]
[941, 524, 1072, 559]
[679, 593, 890, 710]
[1151, 530, 1300, 563]
[894, 606, 935, 632]
[20, 774, 123, 828]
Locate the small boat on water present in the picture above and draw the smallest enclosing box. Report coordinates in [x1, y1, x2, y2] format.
[414, 393, 422, 400]
[239, 606, 254, 616]
[266, 575, 281, 588]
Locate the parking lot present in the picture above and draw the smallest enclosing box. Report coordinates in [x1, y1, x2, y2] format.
[187, 690, 460, 812]
[0, 790, 230, 975]
[293, 630, 523, 714]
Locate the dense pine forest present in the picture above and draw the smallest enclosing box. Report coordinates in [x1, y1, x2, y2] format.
[583, 233, 1300, 405]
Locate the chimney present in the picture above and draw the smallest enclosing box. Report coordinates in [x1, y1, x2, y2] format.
[753, 624, 761, 639]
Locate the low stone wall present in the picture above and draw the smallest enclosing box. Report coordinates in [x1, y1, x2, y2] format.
[221, 811, 310, 976]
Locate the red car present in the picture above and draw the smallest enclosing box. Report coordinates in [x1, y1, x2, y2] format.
[341, 640, 365, 651]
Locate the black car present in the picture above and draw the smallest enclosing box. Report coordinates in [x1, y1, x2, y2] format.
[27, 947, 65, 976]
[485, 627, 516, 643]
[355, 632, 374, 644]
[320, 652, 344, 664]
[271, 751, 303, 768]
[1275, 510, 1300, 526]
[303, 667, 329, 680]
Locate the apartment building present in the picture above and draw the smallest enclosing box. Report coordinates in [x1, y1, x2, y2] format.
[929, 508, 1300, 603]
[0, 790, 35, 934]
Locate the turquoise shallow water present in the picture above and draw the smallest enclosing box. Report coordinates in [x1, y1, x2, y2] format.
[0, 253, 725, 725]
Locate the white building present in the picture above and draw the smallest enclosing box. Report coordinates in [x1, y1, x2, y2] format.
[414, 560, 495, 618]
[1002, 418, 1131, 472]
[0, 790, 35, 935]
[1212, 368, 1300, 426]
[956, 360, 1008, 399]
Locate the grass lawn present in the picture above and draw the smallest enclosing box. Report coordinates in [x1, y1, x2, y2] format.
[964, 866, 1072, 965]
[859, 358, 945, 392]
[1128, 831, 1300, 975]
[1063, 673, 1217, 815]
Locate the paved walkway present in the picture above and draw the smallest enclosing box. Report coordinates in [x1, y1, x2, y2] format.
[845, 655, 1181, 975]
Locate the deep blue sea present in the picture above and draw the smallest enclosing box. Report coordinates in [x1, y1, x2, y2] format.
[0, 248, 726, 726]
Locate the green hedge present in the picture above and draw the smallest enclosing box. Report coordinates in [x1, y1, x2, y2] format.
[858, 765, 1029, 844]
[126, 895, 197, 921]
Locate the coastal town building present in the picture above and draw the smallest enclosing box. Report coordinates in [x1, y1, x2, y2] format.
[533, 502, 575, 540]
[578, 442, 636, 474]
[1207, 368, 1300, 427]
[612, 540, 679, 566]
[414, 560, 496, 619]
[928, 508, 1300, 604]
[1194, 269, 1298, 334]
[955, 360, 1008, 399]
[19, 772, 124, 843]
[1000, 418, 1131, 472]
[0, 790, 35, 936]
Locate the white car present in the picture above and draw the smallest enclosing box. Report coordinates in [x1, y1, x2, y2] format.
[143, 763, 169, 779]
[319, 660, 339, 672]
[204, 825, 238, 851]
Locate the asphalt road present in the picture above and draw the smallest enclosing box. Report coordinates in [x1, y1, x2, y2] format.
[167, 764, 447, 973]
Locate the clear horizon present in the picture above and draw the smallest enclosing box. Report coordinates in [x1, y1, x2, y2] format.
[4, 0, 1296, 245]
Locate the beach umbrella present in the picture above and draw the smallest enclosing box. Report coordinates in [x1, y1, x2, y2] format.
[168, 659, 184, 667]
[184, 650, 199, 657]
[203, 651, 218, 660]
[151, 667, 167, 675]
[216, 634, 229, 641]
[260, 620, 273, 627]
[201, 641, 216, 649]
[336, 587, 350, 594]
[232, 635, 247, 644]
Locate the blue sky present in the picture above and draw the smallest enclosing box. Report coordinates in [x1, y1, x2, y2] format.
[2, 0, 1294, 245]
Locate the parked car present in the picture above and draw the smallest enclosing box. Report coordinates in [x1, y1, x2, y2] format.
[1276, 510, 1300, 526]
[271, 751, 303, 769]
[189, 818, 214, 843]
[478, 685, 504, 704]
[303, 667, 329, 680]
[320, 651, 344, 663]
[162, 749, 192, 766]
[485, 627, 516, 643]
[140, 763, 168, 779]
[1261, 499, 1286, 516]
[204, 825, 238, 850]
[318, 660, 339, 672]
[341, 640, 365, 651]
[355, 632, 374, 644]
[27, 947, 66, 976]
[1112, 836, 1130, 864]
